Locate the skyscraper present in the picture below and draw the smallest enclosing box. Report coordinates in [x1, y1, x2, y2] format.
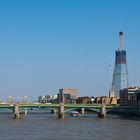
[111, 32, 128, 98]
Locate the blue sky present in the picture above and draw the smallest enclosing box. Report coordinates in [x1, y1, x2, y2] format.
[0, 0, 140, 101]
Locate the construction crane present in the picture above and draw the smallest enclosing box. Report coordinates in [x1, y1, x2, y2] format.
[119, 31, 123, 50]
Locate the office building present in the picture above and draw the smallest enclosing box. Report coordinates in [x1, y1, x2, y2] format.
[58, 88, 78, 104]
[112, 32, 128, 97]
[120, 87, 140, 108]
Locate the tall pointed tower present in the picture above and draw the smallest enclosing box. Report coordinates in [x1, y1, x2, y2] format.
[112, 31, 128, 98]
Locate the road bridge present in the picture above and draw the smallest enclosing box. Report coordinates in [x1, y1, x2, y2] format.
[0, 103, 114, 119]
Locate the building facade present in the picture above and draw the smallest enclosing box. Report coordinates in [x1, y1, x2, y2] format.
[57, 93, 71, 104]
[38, 95, 57, 103]
[76, 96, 94, 104]
[58, 88, 78, 104]
[120, 87, 140, 108]
[94, 96, 117, 105]
[59, 88, 78, 99]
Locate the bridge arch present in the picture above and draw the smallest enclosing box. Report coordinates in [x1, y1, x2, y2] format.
[84, 108, 100, 113]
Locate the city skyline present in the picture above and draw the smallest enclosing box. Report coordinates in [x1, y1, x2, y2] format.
[0, 0, 140, 101]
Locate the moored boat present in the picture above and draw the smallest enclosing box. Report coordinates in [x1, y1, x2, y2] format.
[70, 111, 81, 117]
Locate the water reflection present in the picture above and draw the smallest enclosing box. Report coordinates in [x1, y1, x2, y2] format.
[0, 110, 139, 140]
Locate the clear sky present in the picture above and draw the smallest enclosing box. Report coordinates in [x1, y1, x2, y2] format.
[0, 0, 140, 101]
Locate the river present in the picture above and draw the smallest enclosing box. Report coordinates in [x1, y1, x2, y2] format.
[0, 110, 140, 140]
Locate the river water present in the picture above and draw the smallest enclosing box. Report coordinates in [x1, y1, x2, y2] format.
[0, 110, 140, 140]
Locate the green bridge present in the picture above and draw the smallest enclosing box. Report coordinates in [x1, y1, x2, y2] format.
[0, 103, 139, 118]
[0, 103, 114, 119]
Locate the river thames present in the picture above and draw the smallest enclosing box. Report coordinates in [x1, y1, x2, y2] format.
[0, 111, 140, 140]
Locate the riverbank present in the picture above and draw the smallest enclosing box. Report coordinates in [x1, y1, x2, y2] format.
[111, 107, 140, 117]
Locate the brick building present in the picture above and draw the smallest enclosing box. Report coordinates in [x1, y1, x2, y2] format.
[120, 87, 140, 108]
[58, 88, 78, 104]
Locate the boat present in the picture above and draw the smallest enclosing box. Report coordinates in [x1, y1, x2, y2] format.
[70, 111, 81, 117]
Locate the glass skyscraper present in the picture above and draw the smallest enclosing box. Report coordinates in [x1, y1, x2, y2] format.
[112, 32, 128, 97]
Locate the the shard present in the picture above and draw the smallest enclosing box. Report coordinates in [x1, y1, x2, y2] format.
[112, 32, 128, 98]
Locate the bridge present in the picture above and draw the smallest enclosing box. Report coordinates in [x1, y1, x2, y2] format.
[0, 103, 114, 119]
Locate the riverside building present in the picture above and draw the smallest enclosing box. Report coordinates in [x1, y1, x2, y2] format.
[120, 87, 140, 108]
[57, 88, 78, 104]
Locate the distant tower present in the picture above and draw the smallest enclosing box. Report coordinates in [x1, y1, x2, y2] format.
[112, 32, 128, 97]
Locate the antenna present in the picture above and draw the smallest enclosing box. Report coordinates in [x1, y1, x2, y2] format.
[119, 31, 123, 50]
[109, 64, 115, 98]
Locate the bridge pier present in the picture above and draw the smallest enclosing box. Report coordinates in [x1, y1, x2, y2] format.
[58, 103, 65, 119]
[98, 106, 106, 118]
[24, 110, 28, 115]
[14, 104, 20, 119]
[80, 108, 85, 115]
